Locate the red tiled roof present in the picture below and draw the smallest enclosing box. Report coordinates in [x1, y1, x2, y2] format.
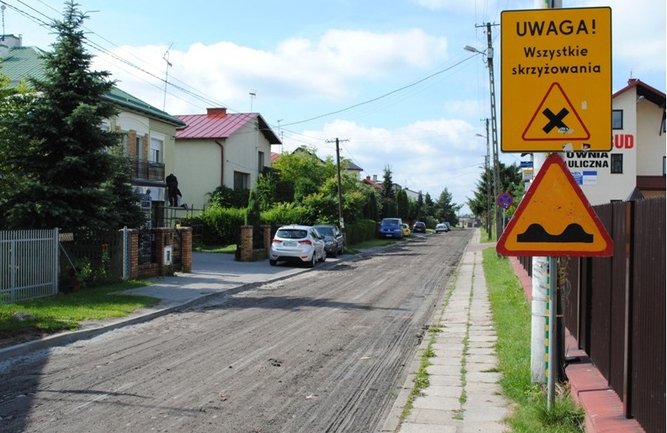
[175, 112, 256, 139]
[175, 109, 281, 144]
[613, 78, 666, 107]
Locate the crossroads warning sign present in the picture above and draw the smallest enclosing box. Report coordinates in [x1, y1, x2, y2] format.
[501, 7, 612, 152]
[496, 154, 613, 256]
[523, 82, 590, 141]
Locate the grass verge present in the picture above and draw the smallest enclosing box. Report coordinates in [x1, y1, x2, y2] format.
[482, 248, 584, 433]
[0, 280, 156, 338]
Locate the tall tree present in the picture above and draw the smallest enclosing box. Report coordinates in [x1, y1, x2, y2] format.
[381, 165, 397, 217]
[1, 1, 143, 230]
[396, 189, 410, 221]
[435, 187, 461, 226]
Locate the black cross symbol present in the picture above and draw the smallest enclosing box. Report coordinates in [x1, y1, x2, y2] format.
[542, 108, 569, 133]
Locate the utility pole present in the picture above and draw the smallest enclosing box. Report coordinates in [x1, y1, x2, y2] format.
[326, 138, 349, 232]
[469, 23, 501, 240]
[484, 22, 502, 241]
[484, 119, 492, 237]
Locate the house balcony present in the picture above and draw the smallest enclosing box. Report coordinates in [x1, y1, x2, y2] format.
[132, 159, 165, 183]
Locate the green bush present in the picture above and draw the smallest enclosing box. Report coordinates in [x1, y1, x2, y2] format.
[345, 219, 378, 245]
[261, 202, 310, 226]
[181, 206, 245, 245]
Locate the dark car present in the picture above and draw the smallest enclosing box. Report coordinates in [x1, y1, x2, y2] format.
[412, 221, 426, 233]
[313, 224, 345, 257]
[378, 217, 403, 239]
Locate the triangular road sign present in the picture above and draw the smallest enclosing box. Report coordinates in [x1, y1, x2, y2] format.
[497, 153, 613, 257]
[522, 82, 590, 142]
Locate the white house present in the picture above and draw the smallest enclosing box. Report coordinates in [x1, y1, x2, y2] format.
[564, 79, 665, 204]
[174, 108, 281, 209]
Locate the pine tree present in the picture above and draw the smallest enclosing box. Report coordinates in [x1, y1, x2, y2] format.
[381, 166, 397, 217]
[2, 1, 142, 231]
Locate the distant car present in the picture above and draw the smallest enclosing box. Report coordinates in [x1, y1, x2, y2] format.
[435, 222, 450, 233]
[412, 221, 426, 233]
[269, 225, 326, 267]
[379, 217, 403, 239]
[313, 224, 345, 257]
[401, 223, 411, 237]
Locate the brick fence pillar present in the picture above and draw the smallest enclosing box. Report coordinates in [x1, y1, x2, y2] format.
[239, 225, 253, 262]
[178, 227, 192, 273]
[155, 228, 174, 276]
[261, 225, 272, 259]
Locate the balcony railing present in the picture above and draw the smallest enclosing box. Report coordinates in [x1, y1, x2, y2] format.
[132, 159, 165, 182]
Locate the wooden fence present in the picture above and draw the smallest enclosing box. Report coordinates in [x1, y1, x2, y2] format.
[519, 198, 665, 433]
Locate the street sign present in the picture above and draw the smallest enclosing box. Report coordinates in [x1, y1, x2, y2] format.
[497, 192, 513, 209]
[501, 7, 611, 152]
[497, 153, 613, 256]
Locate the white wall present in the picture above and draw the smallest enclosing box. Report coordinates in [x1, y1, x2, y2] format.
[173, 140, 221, 209]
[636, 98, 666, 176]
[564, 87, 640, 205]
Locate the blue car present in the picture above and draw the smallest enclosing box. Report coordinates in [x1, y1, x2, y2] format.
[379, 217, 404, 239]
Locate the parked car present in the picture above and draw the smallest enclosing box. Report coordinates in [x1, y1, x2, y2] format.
[313, 224, 345, 257]
[379, 217, 403, 239]
[412, 221, 426, 233]
[435, 222, 450, 233]
[401, 223, 411, 237]
[269, 225, 326, 267]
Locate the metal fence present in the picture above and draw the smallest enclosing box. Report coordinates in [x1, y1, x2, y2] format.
[0, 229, 59, 302]
[59, 229, 126, 289]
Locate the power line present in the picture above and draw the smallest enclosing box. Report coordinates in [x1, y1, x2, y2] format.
[280, 55, 478, 127]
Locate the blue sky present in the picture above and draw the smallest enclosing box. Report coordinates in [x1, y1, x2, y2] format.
[4, 0, 665, 214]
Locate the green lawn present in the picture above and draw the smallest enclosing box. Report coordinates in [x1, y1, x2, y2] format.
[0, 281, 156, 337]
[482, 248, 584, 433]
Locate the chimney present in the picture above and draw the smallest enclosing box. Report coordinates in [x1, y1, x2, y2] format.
[207, 107, 227, 116]
[0, 34, 22, 59]
[372, 174, 378, 182]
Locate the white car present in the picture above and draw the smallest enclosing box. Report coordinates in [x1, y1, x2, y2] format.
[269, 225, 326, 267]
[435, 222, 450, 233]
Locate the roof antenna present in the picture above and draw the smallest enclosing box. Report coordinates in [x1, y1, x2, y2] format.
[162, 42, 173, 111]
[1, 5, 6, 42]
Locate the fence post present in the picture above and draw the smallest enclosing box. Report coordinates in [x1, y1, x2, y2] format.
[178, 226, 193, 273]
[53, 228, 60, 294]
[239, 225, 253, 262]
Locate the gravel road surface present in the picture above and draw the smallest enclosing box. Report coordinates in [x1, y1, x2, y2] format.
[0, 229, 472, 433]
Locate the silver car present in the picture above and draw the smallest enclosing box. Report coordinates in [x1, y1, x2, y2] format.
[269, 225, 326, 267]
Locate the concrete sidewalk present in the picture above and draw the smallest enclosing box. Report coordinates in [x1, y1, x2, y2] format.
[382, 229, 509, 433]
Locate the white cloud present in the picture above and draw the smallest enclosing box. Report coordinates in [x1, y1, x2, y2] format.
[285, 118, 484, 213]
[92, 28, 447, 114]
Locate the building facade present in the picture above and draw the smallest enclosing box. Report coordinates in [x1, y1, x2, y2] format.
[564, 79, 665, 205]
[174, 108, 281, 209]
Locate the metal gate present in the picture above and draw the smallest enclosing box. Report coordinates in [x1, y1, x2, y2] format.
[0, 229, 59, 303]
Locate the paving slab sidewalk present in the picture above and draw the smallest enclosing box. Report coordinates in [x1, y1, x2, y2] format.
[382, 229, 510, 433]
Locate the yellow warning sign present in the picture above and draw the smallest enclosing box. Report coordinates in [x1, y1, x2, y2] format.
[522, 82, 590, 142]
[501, 7, 611, 152]
[497, 154, 613, 256]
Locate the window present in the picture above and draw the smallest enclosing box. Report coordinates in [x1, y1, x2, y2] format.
[135, 135, 144, 160]
[234, 171, 250, 190]
[612, 110, 623, 129]
[258, 151, 265, 173]
[611, 153, 623, 174]
[150, 137, 163, 163]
